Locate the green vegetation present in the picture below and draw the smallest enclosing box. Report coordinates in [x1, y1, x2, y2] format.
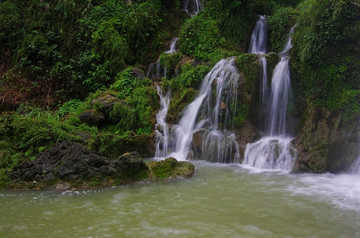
[292, 0, 360, 123]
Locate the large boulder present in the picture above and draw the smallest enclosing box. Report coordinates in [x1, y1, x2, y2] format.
[79, 109, 105, 127]
[148, 157, 194, 180]
[91, 92, 123, 113]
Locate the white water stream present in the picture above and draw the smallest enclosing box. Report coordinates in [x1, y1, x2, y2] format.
[155, 86, 171, 157]
[167, 58, 240, 162]
[183, 0, 202, 16]
[243, 26, 296, 171]
[248, 15, 268, 55]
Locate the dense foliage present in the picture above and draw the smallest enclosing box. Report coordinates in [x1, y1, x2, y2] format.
[292, 0, 360, 122]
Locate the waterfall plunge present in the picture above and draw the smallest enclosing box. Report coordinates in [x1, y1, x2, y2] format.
[155, 86, 171, 158]
[248, 15, 268, 55]
[183, 0, 202, 16]
[167, 58, 241, 162]
[243, 26, 296, 171]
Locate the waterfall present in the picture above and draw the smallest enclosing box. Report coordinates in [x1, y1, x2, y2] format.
[146, 58, 162, 79]
[165, 38, 179, 54]
[147, 38, 179, 79]
[248, 15, 268, 55]
[243, 27, 296, 171]
[155, 86, 171, 157]
[249, 15, 269, 130]
[183, 0, 202, 16]
[167, 58, 241, 162]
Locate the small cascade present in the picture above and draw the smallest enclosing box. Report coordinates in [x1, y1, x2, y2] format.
[167, 58, 241, 162]
[183, 0, 202, 16]
[267, 26, 295, 136]
[165, 38, 179, 54]
[155, 86, 171, 157]
[146, 58, 163, 79]
[249, 15, 269, 130]
[202, 130, 240, 163]
[243, 137, 296, 170]
[243, 27, 296, 171]
[248, 15, 268, 55]
[147, 38, 179, 79]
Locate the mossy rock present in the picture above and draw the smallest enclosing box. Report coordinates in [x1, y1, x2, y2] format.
[148, 158, 194, 180]
[91, 91, 123, 113]
[265, 52, 279, 79]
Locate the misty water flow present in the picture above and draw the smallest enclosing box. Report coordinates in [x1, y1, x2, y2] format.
[155, 86, 171, 157]
[243, 26, 296, 171]
[165, 58, 240, 163]
[183, 0, 202, 16]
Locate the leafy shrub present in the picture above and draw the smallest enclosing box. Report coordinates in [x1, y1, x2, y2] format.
[111, 67, 150, 99]
[109, 103, 137, 133]
[293, 0, 360, 68]
[268, 6, 298, 52]
[180, 14, 225, 60]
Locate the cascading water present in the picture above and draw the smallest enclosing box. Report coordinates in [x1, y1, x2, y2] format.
[248, 15, 268, 54]
[154, 86, 171, 158]
[146, 57, 163, 79]
[249, 15, 268, 130]
[147, 38, 179, 79]
[183, 0, 202, 16]
[243, 26, 296, 171]
[165, 38, 179, 54]
[167, 58, 241, 162]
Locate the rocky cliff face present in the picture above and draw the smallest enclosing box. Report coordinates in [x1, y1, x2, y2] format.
[293, 105, 360, 173]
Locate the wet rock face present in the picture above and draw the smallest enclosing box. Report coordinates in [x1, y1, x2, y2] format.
[293, 106, 360, 173]
[8, 142, 195, 189]
[79, 109, 105, 127]
[9, 142, 148, 187]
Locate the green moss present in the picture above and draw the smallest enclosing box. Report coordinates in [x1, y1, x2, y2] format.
[159, 52, 183, 79]
[148, 158, 194, 180]
[265, 52, 279, 79]
[236, 53, 260, 88]
[167, 88, 197, 123]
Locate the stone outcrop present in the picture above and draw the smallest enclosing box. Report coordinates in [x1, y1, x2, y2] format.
[148, 157, 194, 179]
[293, 106, 360, 173]
[79, 109, 105, 127]
[8, 142, 194, 190]
[8, 141, 148, 189]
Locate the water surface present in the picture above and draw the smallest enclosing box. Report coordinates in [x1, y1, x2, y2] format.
[1, 162, 360, 238]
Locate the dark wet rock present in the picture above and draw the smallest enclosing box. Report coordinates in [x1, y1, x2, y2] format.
[293, 106, 360, 173]
[235, 122, 261, 158]
[56, 183, 72, 191]
[148, 157, 194, 180]
[79, 110, 105, 127]
[131, 67, 146, 80]
[8, 142, 194, 190]
[78, 132, 92, 141]
[191, 130, 205, 159]
[8, 141, 148, 189]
